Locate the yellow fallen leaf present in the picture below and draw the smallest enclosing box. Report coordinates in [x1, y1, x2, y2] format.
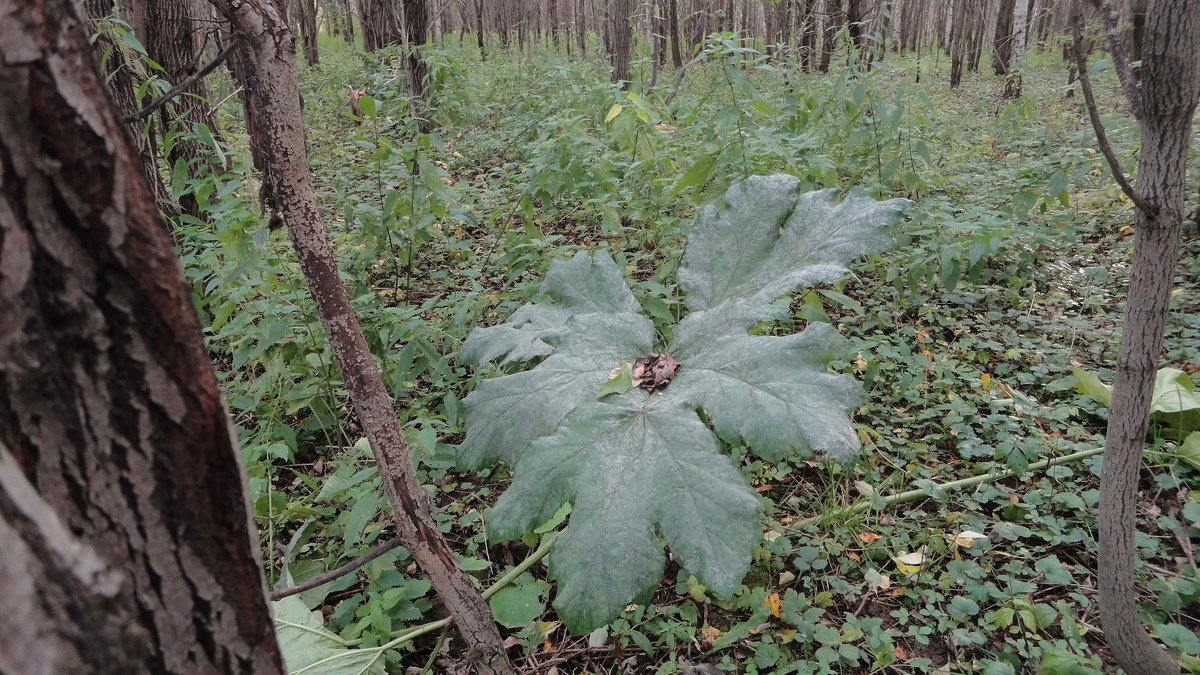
[700, 625, 722, 646]
[980, 373, 992, 389]
[859, 532, 882, 543]
[763, 592, 783, 618]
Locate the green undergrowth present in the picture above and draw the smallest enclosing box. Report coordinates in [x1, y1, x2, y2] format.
[172, 35, 1200, 674]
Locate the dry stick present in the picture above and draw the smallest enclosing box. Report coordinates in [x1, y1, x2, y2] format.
[1085, 0, 1143, 121]
[784, 447, 1105, 532]
[1069, 31, 1154, 215]
[121, 43, 236, 123]
[269, 536, 404, 601]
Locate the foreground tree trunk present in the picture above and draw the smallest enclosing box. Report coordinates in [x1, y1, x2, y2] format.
[0, 0, 283, 671]
[206, 1, 514, 672]
[1077, 1, 1200, 674]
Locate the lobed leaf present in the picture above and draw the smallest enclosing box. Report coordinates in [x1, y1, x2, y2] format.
[458, 176, 907, 632]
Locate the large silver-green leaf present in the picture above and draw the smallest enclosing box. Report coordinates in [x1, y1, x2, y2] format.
[678, 176, 907, 312]
[488, 396, 759, 631]
[460, 250, 642, 365]
[458, 176, 907, 632]
[668, 301, 863, 462]
[273, 596, 387, 675]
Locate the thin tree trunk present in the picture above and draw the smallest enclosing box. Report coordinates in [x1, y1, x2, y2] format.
[1093, 1, 1200, 672]
[819, 0, 843, 72]
[206, 1, 513, 672]
[0, 0, 283, 671]
[1003, 0, 1029, 97]
[296, 0, 320, 64]
[668, 0, 682, 66]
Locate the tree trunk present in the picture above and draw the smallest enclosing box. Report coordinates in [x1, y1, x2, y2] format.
[667, 0, 682, 66]
[205, 1, 514, 672]
[608, 0, 634, 87]
[949, 0, 968, 87]
[0, 0, 283, 672]
[295, 0, 319, 64]
[78, 0, 169, 209]
[991, 0, 1017, 74]
[402, 0, 429, 105]
[819, 0, 843, 73]
[131, 0, 223, 222]
[473, 0, 486, 59]
[1096, 1, 1200, 673]
[1003, 0, 1030, 97]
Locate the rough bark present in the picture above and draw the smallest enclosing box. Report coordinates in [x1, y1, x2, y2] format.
[991, 0, 1017, 74]
[131, 0, 223, 221]
[79, 0, 170, 208]
[1002, 0, 1030, 98]
[295, 0, 319, 64]
[473, 0, 486, 60]
[402, 0, 430, 103]
[205, 1, 514, 672]
[1094, 1, 1200, 673]
[608, 0, 634, 87]
[0, 0, 283, 672]
[819, 0, 843, 73]
[667, 0, 682, 66]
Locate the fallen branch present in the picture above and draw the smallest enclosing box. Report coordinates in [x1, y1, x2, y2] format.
[786, 446, 1106, 531]
[269, 535, 404, 601]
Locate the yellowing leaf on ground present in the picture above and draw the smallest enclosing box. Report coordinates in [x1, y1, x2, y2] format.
[604, 104, 623, 123]
[699, 625, 722, 646]
[980, 373, 992, 389]
[893, 549, 926, 574]
[859, 532, 882, 543]
[953, 530, 988, 548]
[763, 592, 783, 618]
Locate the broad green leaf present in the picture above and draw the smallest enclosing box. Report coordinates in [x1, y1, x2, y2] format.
[489, 581, 547, 628]
[273, 596, 387, 675]
[487, 396, 758, 631]
[1151, 368, 1200, 431]
[678, 176, 907, 311]
[1071, 367, 1112, 404]
[669, 302, 863, 462]
[459, 176, 905, 632]
[460, 250, 642, 365]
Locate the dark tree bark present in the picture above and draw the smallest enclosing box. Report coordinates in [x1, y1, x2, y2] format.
[473, 0, 486, 60]
[819, 0, 843, 73]
[1082, 1, 1200, 673]
[0, 0, 283, 672]
[205, 1, 514, 672]
[608, 0, 634, 87]
[402, 0, 430, 103]
[78, 0, 169, 208]
[667, 0, 682, 67]
[131, 0, 223, 222]
[992, 0, 1017, 74]
[295, 0, 319, 64]
[948, 0, 969, 87]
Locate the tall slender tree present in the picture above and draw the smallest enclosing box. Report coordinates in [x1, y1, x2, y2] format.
[206, 0, 514, 671]
[608, 0, 634, 87]
[1073, 1, 1200, 673]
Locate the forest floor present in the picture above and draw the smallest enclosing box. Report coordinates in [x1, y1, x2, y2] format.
[181, 37, 1200, 674]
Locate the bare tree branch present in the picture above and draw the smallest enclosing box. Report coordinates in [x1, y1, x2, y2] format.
[1085, 0, 1144, 120]
[1070, 29, 1154, 214]
[269, 536, 404, 601]
[122, 43, 235, 123]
